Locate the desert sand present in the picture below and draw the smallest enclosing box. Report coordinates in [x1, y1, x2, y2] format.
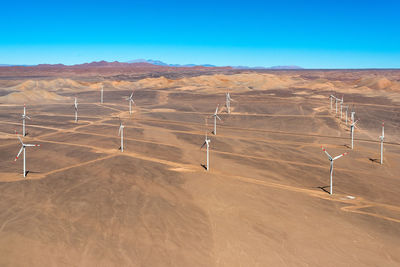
[0, 67, 399, 266]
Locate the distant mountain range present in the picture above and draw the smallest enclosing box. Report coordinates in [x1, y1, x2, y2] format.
[0, 59, 303, 70]
[233, 65, 303, 70]
[125, 59, 303, 69]
[126, 59, 219, 68]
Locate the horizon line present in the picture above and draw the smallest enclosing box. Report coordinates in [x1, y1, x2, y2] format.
[1, 60, 400, 70]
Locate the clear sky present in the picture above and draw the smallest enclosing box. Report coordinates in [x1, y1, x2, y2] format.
[1, 0, 399, 68]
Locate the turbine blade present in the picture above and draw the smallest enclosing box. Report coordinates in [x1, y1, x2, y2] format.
[25, 144, 40, 147]
[216, 115, 221, 121]
[321, 147, 332, 160]
[201, 142, 206, 149]
[15, 146, 24, 161]
[333, 152, 348, 161]
[25, 116, 31, 120]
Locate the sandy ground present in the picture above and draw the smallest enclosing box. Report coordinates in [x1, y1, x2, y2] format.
[0, 70, 400, 266]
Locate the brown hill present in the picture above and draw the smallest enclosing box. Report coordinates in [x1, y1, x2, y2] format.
[0, 61, 232, 77]
[355, 76, 400, 91]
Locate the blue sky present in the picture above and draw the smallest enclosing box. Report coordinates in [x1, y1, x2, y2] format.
[1, 0, 399, 68]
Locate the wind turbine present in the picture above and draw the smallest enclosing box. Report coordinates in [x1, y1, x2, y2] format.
[340, 96, 344, 119]
[226, 91, 234, 114]
[21, 103, 31, 136]
[74, 97, 78, 123]
[14, 132, 40, 177]
[335, 96, 338, 114]
[126, 92, 134, 115]
[350, 119, 358, 149]
[211, 105, 221, 135]
[379, 122, 384, 164]
[329, 95, 335, 111]
[100, 84, 104, 104]
[350, 105, 355, 123]
[321, 147, 348, 195]
[201, 119, 211, 171]
[343, 105, 349, 125]
[118, 119, 125, 152]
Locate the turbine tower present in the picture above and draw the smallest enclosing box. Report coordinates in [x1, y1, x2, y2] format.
[21, 103, 31, 136]
[351, 111, 355, 124]
[126, 92, 134, 115]
[322, 147, 348, 195]
[201, 119, 211, 171]
[211, 105, 221, 135]
[379, 122, 384, 164]
[343, 105, 349, 125]
[329, 95, 335, 111]
[335, 97, 338, 114]
[14, 133, 40, 177]
[350, 105, 355, 124]
[350, 119, 358, 149]
[340, 96, 344, 119]
[118, 119, 125, 152]
[74, 97, 78, 123]
[226, 92, 233, 114]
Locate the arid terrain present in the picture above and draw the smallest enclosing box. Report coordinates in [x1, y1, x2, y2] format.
[0, 65, 399, 266]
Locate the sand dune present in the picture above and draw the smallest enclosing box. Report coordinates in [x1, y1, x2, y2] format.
[10, 78, 83, 92]
[0, 79, 137, 104]
[133, 73, 301, 93]
[134, 76, 175, 89]
[7, 79, 135, 92]
[102, 80, 133, 90]
[355, 76, 400, 91]
[0, 89, 69, 103]
[357, 76, 392, 90]
[2, 72, 400, 105]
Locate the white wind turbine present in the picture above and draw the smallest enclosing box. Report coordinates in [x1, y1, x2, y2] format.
[211, 105, 222, 135]
[322, 147, 348, 195]
[379, 122, 384, 165]
[351, 111, 355, 123]
[74, 97, 78, 123]
[14, 132, 40, 177]
[343, 105, 349, 125]
[329, 94, 335, 111]
[201, 119, 211, 171]
[126, 92, 135, 115]
[118, 119, 125, 152]
[21, 103, 31, 136]
[335, 96, 338, 114]
[340, 96, 344, 119]
[350, 105, 355, 123]
[350, 119, 359, 149]
[226, 92, 234, 114]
